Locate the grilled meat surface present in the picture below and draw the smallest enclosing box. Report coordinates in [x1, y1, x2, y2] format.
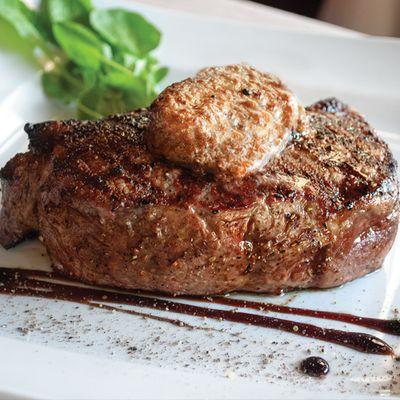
[0, 89, 398, 294]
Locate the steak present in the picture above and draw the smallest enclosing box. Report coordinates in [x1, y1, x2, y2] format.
[0, 93, 398, 294]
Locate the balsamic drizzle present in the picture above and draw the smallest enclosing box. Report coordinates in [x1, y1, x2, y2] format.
[15, 268, 400, 336]
[187, 296, 400, 336]
[0, 267, 395, 356]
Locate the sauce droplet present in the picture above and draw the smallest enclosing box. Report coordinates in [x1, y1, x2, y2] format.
[300, 356, 330, 377]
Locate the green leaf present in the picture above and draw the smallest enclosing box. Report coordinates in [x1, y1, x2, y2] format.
[145, 55, 158, 68]
[90, 8, 161, 57]
[152, 66, 168, 83]
[53, 21, 107, 69]
[77, 86, 126, 119]
[101, 71, 147, 92]
[40, 0, 92, 23]
[0, 0, 47, 44]
[0, 16, 37, 62]
[123, 90, 153, 110]
[39, 0, 93, 42]
[41, 60, 91, 104]
[113, 49, 137, 70]
[77, 87, 106, 119]
[81, 68, 97, 88]
[42, 70, 79, 103]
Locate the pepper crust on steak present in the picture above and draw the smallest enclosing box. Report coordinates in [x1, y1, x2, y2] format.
[0, 67, 398, 295]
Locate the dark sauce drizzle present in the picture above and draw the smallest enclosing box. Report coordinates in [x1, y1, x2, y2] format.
[185, 296, 400, 336]
[15, 268, 400, 336]
[0, 267, 395, 356]
[0, 273, 215, 332]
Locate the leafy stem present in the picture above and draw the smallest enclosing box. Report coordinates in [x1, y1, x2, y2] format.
[101, 56, 133, 75]
[76, 101, 103, 119]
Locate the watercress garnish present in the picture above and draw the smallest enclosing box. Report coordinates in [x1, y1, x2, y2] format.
[0, 0, 168, 119]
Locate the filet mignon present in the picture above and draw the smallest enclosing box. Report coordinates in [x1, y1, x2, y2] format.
[0, 71, 398, 295]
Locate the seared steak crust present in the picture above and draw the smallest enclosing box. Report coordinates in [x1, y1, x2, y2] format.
[0, 98, 398, 294]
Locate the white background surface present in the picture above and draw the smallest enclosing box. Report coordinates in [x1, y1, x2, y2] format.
[0, 1, 399, 399]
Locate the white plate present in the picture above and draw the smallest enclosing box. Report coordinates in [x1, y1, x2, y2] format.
[0, 1, 399, 399]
